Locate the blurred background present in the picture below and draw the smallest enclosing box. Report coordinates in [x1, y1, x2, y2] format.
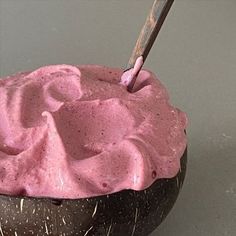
[0, 0, 236, 235]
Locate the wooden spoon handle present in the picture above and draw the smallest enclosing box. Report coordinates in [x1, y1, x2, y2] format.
[126, 0, 174, 71]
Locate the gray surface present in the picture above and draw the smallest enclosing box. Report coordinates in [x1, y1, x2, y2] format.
[0, 0, 236, 235]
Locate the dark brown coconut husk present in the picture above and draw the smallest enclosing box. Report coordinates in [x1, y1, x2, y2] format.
[0, 149, 187, 236]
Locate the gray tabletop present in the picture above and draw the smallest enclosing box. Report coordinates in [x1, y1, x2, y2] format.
[0, 0, 236, 235]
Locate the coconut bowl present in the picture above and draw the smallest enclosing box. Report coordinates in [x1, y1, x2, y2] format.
[0, 149, 187, 236]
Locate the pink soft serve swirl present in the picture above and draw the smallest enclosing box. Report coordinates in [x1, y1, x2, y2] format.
[0, 65, 187, 199]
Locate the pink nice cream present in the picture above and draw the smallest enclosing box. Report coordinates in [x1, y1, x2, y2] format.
[0, 64, 187, 199]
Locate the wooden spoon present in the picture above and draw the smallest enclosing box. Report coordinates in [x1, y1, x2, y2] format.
[121, 0, 174, 92]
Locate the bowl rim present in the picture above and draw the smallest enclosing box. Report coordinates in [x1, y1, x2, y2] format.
[0, 147, 187, 202]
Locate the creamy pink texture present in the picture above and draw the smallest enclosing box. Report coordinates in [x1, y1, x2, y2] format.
[0, 65, 187, 199]
[120, 56, 144, 90]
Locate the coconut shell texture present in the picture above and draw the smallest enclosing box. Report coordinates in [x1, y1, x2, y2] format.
[0, 149, 187, 236]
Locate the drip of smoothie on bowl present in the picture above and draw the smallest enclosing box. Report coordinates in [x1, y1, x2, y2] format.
[0, 65, 187, 236]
